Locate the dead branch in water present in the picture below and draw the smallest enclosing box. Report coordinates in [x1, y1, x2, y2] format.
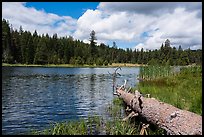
[108, 67, 121, 93]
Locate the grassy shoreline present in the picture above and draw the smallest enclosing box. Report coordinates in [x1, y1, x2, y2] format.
[135, 65, 202, 115]
[31, 98, 165, 135]
[2, 63, 145, 68]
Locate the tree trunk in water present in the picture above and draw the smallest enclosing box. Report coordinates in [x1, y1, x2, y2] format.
[115, 87, 202, 135]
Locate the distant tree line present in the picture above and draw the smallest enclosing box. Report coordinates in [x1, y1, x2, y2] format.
[2, 19, 202, 66]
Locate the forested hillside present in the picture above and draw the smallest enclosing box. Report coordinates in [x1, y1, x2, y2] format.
[2, 19, 202, 66]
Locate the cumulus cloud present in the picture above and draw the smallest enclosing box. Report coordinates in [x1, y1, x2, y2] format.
[2, 2, 202, 50]
[75, 2, 202, 50]
[135, 8, 202, 50]
[73, 9, 156, 45]
[2, 2, 77, 37]
[98, 2, 202, 18]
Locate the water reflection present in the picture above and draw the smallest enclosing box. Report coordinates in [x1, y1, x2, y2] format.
[2, 67, 140, 135]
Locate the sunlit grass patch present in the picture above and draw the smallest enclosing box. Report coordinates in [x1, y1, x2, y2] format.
[138, 65, 202, 115]
[31, 115, 102, 135]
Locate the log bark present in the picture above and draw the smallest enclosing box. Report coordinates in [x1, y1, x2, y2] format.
[115, 87, 202, 135]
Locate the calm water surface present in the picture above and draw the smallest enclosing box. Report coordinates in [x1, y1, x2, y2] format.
[2, 66, 140, 135]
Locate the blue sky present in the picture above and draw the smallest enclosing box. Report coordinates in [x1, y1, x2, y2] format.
[2, 2, 202, 50]
[26, 2, 99, 19]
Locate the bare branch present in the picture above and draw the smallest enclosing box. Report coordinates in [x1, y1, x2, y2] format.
[127, 87, 132, 93]
[110, 67, 122, 94]
[115, 67, 121, 72]
[122, 111, 138, 121]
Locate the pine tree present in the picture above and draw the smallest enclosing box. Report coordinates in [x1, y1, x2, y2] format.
[34, 36, 48, 64]
[2, 19, 13, 63]
[89, 30, 97, 58]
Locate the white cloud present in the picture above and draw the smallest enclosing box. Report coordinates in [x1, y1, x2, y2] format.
[74, 3, 201, 50]
[73, 9, 156, 46]
[2, 2, 77, 37]
[2, 2, 202, 50]
[134, 8, 202, 50]
[98, 2, 202, 18]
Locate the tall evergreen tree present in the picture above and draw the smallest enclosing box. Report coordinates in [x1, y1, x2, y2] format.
[89, 30, 97, 58]
[2, 19, 13, 63]
[34, 36, 48, 64]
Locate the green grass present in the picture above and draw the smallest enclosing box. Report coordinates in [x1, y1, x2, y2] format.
[139, 65, 173, 80]
[105, 98, 139, 135]
[105, 119, 138, 135]
[31, 115, 102, 135]
[2, 63, 96, 68]
[136, 65, 202, 115]
[106, 97, 126, 119]
[2, 63, 144, 68]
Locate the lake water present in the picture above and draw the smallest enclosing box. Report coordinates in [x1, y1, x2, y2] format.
[2, 66, 140, 135]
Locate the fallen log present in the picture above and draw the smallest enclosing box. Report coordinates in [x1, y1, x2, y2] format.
[115, 86, 202, 135]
